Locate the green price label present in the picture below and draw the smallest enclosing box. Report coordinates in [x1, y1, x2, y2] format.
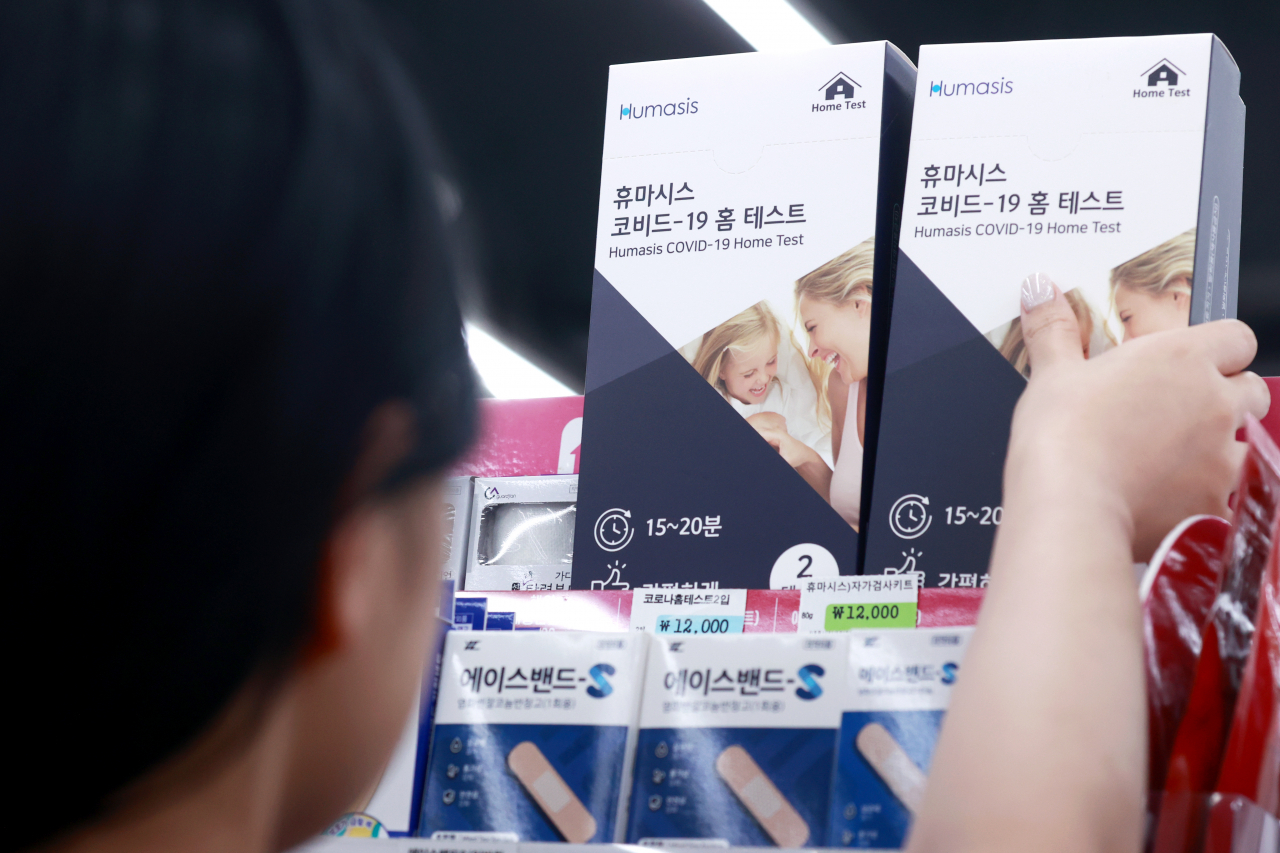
[823, 601, 916, 631]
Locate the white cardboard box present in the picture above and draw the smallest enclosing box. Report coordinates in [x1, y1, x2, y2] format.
[865, 34, 1244, 586]
[572, 42, 916, 590]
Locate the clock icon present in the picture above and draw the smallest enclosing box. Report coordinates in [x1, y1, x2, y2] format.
[889, 494, 931, 540]
[593, 508, 634, 552]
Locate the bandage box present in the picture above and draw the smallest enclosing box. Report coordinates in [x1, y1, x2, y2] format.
[443, 477, 474, 587]
[572, 42, 916, 591]
[463, 475, 577, 591]
[828, 627, 973, 848]
[627, 634, 847, 847]
[864, 34, 1244, 585]
[419, 631, 647, 842]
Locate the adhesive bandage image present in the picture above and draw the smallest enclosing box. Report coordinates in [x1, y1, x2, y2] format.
[508, 741, 599, 843]
[855, 723, 928, 815]
[715, 745, 810, 847]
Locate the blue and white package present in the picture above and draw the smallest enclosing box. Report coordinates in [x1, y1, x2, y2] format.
[627, 634, 847, 847]
[828, 627, 972, 849]
[420, 631, 646, 842]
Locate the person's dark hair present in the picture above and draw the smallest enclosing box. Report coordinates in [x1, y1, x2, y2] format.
[0, 1, 476, 848]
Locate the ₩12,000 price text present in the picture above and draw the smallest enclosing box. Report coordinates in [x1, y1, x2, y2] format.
[820, 601, 917, 631]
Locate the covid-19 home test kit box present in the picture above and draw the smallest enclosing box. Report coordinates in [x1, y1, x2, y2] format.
[864, 35, 1244, 585]
[573, 43, 915, 590]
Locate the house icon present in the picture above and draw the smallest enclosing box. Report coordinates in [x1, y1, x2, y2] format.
[820, 72, 861, 101]
[1142, 59, 1185, 87]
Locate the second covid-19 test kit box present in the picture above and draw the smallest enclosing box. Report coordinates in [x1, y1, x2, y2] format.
[627, 634, 848, 847]
[421, 631, 647, 843]
[864, 35, 1244, 585]
[573, 43, 915, 591]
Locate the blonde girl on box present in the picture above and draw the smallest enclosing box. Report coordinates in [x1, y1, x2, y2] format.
[1110, 227, 1195, 341]
[690, 302, 833, 469]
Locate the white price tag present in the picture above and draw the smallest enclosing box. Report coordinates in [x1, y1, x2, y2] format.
[629, 588, 748, 634]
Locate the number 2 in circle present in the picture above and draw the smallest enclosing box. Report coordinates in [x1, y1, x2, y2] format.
[796, 554, 813, 578]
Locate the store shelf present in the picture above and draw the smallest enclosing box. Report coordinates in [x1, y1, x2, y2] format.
[292, 840, 895, 853]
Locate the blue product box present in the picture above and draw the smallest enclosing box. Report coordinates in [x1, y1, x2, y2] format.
[628, 634, 847, 847]
[419, 631, 646, 842]
[828, 627, 972, 848]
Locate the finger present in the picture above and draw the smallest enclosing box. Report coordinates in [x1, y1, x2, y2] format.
[1019, 273, 1084, 374]
[1227, 371, 1271, 426]
[1187, 319, 1258, 376]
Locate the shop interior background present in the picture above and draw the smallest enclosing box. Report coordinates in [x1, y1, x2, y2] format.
[367, 0, 1280, 394]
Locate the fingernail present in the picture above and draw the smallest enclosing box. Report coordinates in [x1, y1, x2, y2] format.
[1020, 272, 1057, 311]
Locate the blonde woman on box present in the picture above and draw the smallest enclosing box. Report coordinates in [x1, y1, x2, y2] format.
[1112, 227, 1196, 341]
[747, 238, 875, 530]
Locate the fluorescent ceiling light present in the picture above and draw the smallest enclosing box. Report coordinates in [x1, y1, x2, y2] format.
[465, 322, 576, 399]
[702, 0, 831, 52]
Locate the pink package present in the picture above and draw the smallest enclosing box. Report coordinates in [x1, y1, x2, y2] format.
[744, 590, 800, 633]
[453, 396, 583, 478]
[917, 588, 984, 628]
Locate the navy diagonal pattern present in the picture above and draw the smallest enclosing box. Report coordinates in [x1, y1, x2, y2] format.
[884, 251, 984, 375]
[584, 269, 678, 393]
[863, 258, 1025, 586]
[574, 334, 859, 589]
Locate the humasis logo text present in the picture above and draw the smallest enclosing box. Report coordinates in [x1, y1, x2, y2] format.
[619, 98, 698, 120]
[928, 78, 1014, 97]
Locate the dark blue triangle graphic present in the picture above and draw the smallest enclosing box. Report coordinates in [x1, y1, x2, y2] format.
[885, 251, 985, 375]
[572, 346, 860, 590]
[584, 269, 678, 393]
[863, 260, 1026, 587]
